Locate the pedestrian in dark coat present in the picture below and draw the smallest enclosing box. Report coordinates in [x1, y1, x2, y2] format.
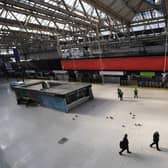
[134, 88, 138, 98]
[117, 88, 123, 101]
[119, 134, 132, 155]
[117, 88, 121, 98]
[150, 131, 161, 151]
[120, 91, 123, 101]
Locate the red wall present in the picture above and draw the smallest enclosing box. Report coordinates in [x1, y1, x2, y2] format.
[61, 56, 168, 71]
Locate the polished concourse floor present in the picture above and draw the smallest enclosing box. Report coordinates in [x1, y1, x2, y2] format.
[0, 79, 168, 168]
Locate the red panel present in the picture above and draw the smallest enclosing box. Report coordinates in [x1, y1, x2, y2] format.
[61, 56, 168, 71]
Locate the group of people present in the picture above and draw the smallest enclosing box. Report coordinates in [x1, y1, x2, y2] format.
[119, 132, 161, 155]
[117, 88, 138, 101]
[117, 87, 161, 155]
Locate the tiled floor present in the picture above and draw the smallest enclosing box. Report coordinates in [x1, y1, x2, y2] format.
[0, 80, 168, 168]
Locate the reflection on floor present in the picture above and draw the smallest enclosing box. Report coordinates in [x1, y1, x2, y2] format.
[0, 80, 168, 168]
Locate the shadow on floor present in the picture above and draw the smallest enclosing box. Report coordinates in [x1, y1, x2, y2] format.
[123, 153, 147, 160]
[140, 96, 168, 101]
[160, 147, 168, 152]
[70, 97, 118, 116]
[122, 152, 162, 162]
[0, 147, 11, 168]
[149, 146, 168, 152]
[121, 99, 138, 102]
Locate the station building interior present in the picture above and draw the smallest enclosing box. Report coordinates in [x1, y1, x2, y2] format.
[0, 0, 168, 168]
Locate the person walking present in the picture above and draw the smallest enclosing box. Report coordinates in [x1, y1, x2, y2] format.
[117, 88, 121, 99]
[119, 134, 132, 155]
[150, 131, 161, 151]
[134, 88, 138, 98]
[120, 90, 123, 101]
[117, 88, 123, 101]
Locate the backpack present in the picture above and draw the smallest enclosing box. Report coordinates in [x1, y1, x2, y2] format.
[120, 141, 124, 149]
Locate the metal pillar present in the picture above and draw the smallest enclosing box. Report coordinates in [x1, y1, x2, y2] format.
[96, 25, 104, 84]
[163, 27, 168, 73]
